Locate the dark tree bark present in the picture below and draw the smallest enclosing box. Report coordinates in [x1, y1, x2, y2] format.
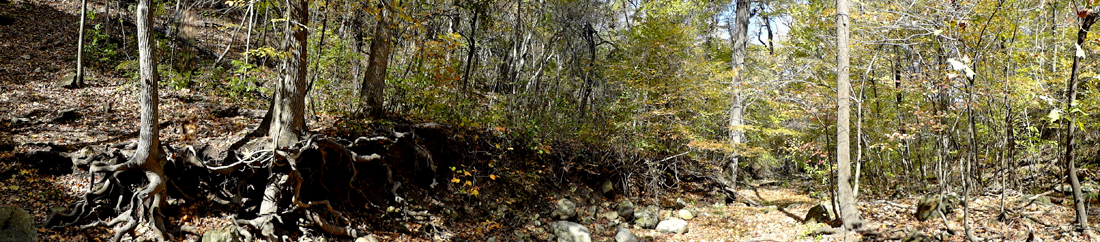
[1064, 6, 1098, 231]
[360, 0, 393, 118]
[836, 0, 863, 230]
[460, 3, 480, 93]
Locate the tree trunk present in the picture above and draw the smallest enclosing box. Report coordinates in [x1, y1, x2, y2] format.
[835, 0, 863, 230]
[461, 5, 480, 94]
[270, 0, 310, 147]
[360, 0, 393, 118]
[73, 0, 87, 88]
[1064, 7, 1098, 231]
[724, 0, 750, 195]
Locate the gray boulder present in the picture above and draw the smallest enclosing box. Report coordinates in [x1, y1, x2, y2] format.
[0, 206, 37, 242]
[202, 226, 240, 242]
[617, 201, 635, 221]
[552, 199, 578, 220]
[655, 219, 689, 234]
[550, 221, 592, 242]
[614, 227, 638, 242]
[633, 206, 659, 229]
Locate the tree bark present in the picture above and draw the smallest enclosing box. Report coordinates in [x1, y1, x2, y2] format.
[1064, 7, 1098, 231]
[360, 0, 393, 118]
[270, 0, 310, 147]
[73, 0, 87, 88]
[835, 0, 863, 230]
[724, 0, 750, 196]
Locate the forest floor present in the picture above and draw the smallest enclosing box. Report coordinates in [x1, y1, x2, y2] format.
[2, 0, 1100, 241]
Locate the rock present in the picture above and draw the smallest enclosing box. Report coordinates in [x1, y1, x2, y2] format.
[201, 227, 240, 242]
[603, 211, 619, 220]
[633, 206, 659, 229]
[550, 221, 591, 242]
[19, 55, 29, 60]
[486, 236, 497, 242]
[614, 227, 638, 242]
[655, 219, 689, 234]
[552, 199, 578, 220]
[915, 194, 959, 221]
[617, 201, 635, 221]
[57, 71, 78, 88]
[0, 206, 37, 242]
[601, 180, 614, 195]
[607, 219, 621, 228]
[677, 209, 697, 220]
[580, 215, 594, 225]
[804, 202, 835, 224]
[1056, 183, 1099, 194]
[354, 235, 380, 242]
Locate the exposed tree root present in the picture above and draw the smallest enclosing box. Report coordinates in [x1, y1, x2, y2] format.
[50, 123, 442, 240]
[46, 143, 169, 242]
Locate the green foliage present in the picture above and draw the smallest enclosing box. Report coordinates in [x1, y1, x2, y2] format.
[223, 60, 266, 97]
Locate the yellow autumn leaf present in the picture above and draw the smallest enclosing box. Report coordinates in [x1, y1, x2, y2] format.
[489, 174, 497, 180]
[464, 180, 472, 186]
[463, 171, 471, 176]
[451, 178, 461, 183]
[471, 189, 479, 196]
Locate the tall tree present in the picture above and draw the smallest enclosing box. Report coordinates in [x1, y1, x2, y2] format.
[48, 0, 169, 239]
[1063, 6, 1098, 231]
[724, 0, 750, 197]
[835, 0, 862, 230]
[360, 0, 394, 118]
[270, 0, 310, 147]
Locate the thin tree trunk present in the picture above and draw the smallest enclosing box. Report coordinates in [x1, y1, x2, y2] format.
[836, 0, 862, 230]
[964, 73, 979, 241]
[1064, 7, 1098, 231]
[461, 5, 480, 94]
[73, 0, 87, 88]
